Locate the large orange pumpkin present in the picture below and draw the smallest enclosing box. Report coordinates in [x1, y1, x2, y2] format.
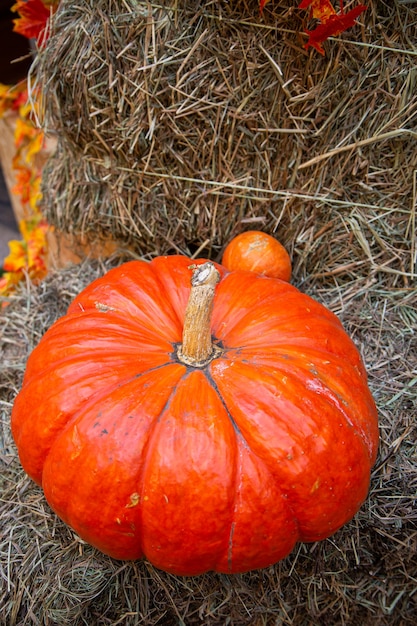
[11, 255, 378, 575]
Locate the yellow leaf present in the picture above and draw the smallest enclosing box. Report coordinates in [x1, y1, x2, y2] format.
[29, 175, 43, 212]
[14, 117, 37, 148]
[0, 271, 23, 295]
[3, 239, 27, 273]
[25, 131, 44, 165]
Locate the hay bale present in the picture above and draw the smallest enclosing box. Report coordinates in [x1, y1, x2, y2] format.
[1, 201, 416, 624]
[35, 0, 417, 258]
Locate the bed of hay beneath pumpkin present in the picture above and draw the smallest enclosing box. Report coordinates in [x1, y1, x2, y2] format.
[1, 1, 417, 625]
[1, 211, 416, 625]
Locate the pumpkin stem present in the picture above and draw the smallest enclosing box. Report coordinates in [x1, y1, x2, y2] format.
[177, 262, 222, 367]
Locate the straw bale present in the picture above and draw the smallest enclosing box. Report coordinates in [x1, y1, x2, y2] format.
[35, 0, 417, 258]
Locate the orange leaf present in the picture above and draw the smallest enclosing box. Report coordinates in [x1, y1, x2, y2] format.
[12, 167, 32, 204]
[12, 0, 51, 41]
[299, 0, 337, 20]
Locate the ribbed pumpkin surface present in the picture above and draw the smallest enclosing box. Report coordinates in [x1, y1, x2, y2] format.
[11, 255, 378, 575]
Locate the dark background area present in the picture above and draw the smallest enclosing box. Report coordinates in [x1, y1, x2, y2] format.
[0, 0, 32, 84]
[0, 0, 33, 266]
[0, 167, 18, 267]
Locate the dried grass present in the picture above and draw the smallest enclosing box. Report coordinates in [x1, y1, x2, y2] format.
[1, 0, 417, 624]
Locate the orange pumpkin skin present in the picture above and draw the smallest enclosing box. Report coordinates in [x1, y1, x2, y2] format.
[222, 230, 292, 281]
[11, 255, 378, 576]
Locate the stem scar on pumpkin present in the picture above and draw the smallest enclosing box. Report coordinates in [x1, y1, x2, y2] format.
[95, 302, 116, 312]
[126, 492, 140, 508]
[177, 262, 223, 368]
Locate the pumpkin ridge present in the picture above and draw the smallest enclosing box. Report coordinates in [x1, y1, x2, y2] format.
[68, 259, 183, 340]
[211, 271, 297, 341]
[202, 364, 301, 568]
[211, 357, 372, 465]
[207, 422, 301, 572]
[217, 307, 346, 349]
[203, 366, 245, 438]
[22, 311, 175, 381]
[41, 363, 186, 560]
[138, 369, 238, 574]
[209, 357, 374, 540]
[207, 359, 301, 488]
[13, 356, 185, 486]
[24, 342, 174, 381]
[133, 365, 192, 561]
[222, 345, 378, 460]
[161, 354, 246, 567]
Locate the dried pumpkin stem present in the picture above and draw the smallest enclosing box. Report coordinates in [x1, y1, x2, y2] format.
[177, 262, 221, 367]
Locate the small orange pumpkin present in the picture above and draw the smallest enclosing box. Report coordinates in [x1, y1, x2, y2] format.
[222, 230, 292, 281]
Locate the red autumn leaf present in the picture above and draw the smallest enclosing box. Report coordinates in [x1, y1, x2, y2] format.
[305, 6, 366, 53]
[260, 2, 366, 54]
[300, 1, 367, 54]
[11, 0, 51, 41]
